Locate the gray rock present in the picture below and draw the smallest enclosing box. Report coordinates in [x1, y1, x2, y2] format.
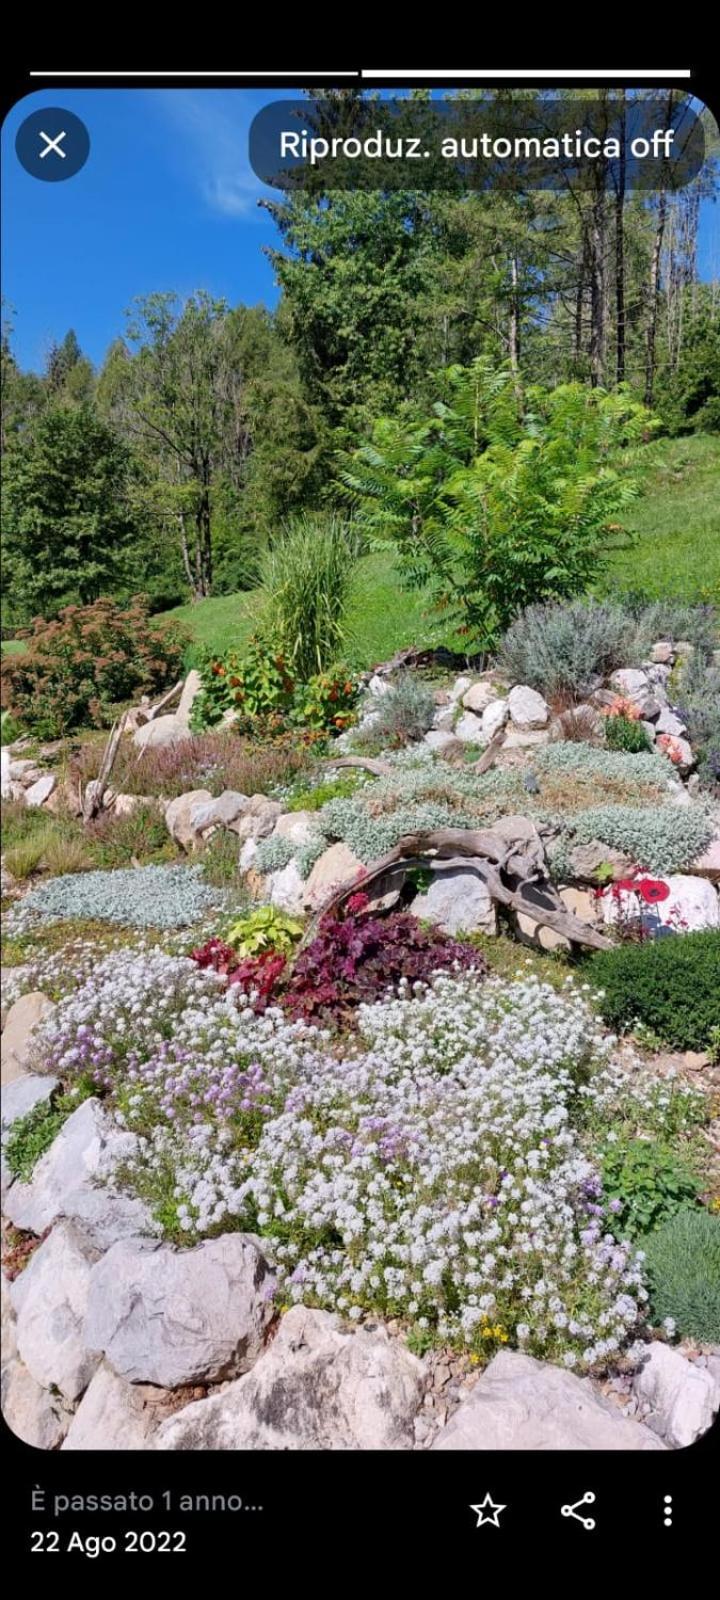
[450, 676, 473, 702]
[655, 708, 687, 738]
[503, 728, 549, 749]
[410, 866, 497, 936]
[164, 788, 213, 851]
[267, 859, 306, 916]
[1, 1269, 18, 1376]
[599, 873, 719, 935]
[11, 1222, 100, 1402]
[657, 734, 694, 773]
[2, 1357, 73, 1448]
[25, 773, 56, 809]
[454, 711, 487, 745]
[238, 838, 258, 874]
[62, 1363, 160, 1451]
[1, 992, 55, 1086]
[462, 682, 498, 714]
[633, 1343, 720, 1448]
[609, 668, 650, 703]
[482, 698, 509, 741]
[61, 1182, 159, 1253]
[1, 1072, 58, 1138]
[190, 791, 249, 835]
[424, 729, 459, 752]
[568, 841, 637, 882]
[303, 843, 364, 912]
[233, 795, 282, 843]
[431, 1350, 667, 1450]
[4, 1097, 134, 1236]
[84, 1234, 275, 1388]
[273, 810, 317, 846]
[507, 685, 549, 730]
[154, 1306, 424, 1451]
[133, 714, 192, 751]
[650, 641, 675, 664]
[112, 793, 158, 819]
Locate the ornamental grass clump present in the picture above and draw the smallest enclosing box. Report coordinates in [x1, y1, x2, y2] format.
[35, 951, 705, 1367]
[6, 864, 221, 931]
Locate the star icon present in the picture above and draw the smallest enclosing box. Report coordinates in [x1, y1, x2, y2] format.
[470, 1493, 506, 1528]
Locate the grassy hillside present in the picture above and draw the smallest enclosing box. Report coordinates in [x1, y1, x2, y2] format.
[4, 434, 718, 666]
[602, 433, 720, 604]
[162, 433, 719, 665]
[165, 550, 448, 670]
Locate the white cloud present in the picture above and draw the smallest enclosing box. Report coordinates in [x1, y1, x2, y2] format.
[149, 89, 270, 218]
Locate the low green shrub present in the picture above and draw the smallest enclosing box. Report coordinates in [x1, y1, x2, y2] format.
[0, 597, 189, 739]
[605, 714, 652, 754]
[190, 635, 297, 733]
[191, 640, 358, 737]
[5, 1084, 94, 1182]
[602, 1137, 700, 1238]
[86, 803, 175, 868]
[287, 774, 362, 811]
[224, 905, 303, 957]
[643, 1207, 720, 1341]
[589, 931, 720, 1051]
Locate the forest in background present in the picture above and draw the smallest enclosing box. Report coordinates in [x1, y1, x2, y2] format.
[2, 89, 719, 630]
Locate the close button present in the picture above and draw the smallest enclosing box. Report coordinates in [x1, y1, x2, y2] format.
[15, 107, 90, 182]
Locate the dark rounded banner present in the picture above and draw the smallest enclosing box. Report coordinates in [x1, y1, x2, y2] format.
[249, 94, 706, 193]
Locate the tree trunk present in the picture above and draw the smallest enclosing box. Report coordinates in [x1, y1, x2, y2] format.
[614, 91, 627, 384]
[508, 254, 521, 381]
[645, 191, 667, 405]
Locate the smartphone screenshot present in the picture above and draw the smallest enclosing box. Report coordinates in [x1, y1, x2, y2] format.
[1, 44, 718, 1567]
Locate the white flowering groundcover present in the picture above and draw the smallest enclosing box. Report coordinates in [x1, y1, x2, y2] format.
[35, 948, 704, 1370]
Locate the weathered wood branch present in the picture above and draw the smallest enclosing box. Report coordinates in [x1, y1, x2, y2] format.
[148, 679, 184, 720]
[324, 755, 395, 777]
[305, 827, 612, 952]
[81, 711, 129, 822]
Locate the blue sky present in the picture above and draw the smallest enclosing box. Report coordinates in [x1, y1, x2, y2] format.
[2, 87, 718, 372]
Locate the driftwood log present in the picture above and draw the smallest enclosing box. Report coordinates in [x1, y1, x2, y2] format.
[302, 825, 612, 953]
[147, 679, 184, 719]
[81, 710, 130, 821]
[326, 729, 507, 782]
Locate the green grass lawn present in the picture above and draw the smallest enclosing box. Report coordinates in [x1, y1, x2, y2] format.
[161, 433, 719, 663]
[4, 432, 718, 666]
[164, 550, 449, 671]
[602, 432, 720, 604]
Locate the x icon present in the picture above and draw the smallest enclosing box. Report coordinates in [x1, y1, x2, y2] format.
[39, 130, 67, 160]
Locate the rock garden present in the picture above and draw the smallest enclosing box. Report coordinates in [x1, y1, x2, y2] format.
[2, 587, 719, 1453]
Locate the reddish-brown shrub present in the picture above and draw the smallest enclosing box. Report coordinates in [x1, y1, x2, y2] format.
[1, 597, 190, 738]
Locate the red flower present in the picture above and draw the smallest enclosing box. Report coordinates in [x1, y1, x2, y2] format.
[636, 878, 671, 904]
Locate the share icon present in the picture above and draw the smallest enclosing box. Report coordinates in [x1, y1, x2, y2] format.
[561, 1491, 596, 1530]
